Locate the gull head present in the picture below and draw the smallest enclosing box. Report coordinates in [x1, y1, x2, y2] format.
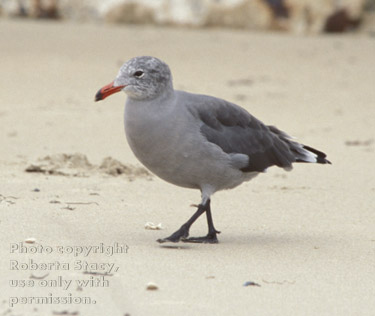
[95, 56, 173, 102]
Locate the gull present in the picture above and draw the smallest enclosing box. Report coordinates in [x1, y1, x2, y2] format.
[95, 56, 330, 243]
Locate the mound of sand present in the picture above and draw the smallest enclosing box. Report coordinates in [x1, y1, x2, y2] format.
[99, 156, 152, 180]
[25, 153, 152, 180]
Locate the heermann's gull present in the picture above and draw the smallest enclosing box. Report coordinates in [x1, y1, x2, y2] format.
[95, 56, 330, 244]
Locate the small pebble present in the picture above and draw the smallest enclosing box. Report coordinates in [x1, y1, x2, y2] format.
[144, 222, 163, 230]
[243, 281, 261, 287]
[146, 282, 158, 290]
[33, 188, 40, 192]
[25, 238, 36, 244]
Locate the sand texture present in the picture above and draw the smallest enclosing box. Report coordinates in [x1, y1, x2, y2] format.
[1, 20, 374, 315]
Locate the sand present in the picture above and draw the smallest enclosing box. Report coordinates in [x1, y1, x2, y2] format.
[0, 19, 374, 316]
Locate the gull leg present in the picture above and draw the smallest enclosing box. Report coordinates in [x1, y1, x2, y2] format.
[183, 199, 220, 243]
[157, 202, 207, 243]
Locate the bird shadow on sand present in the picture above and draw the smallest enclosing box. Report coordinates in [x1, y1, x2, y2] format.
[158, 243, 194, 250]
[157, 231, 327, 251]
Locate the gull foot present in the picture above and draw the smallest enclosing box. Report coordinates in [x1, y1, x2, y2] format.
[157, 225, 189, 243]
[181, 232, 220, 244]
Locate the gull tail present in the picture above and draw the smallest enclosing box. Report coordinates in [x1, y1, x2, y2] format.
[268, 125, 331, 165]
[295, 145, 331, 164]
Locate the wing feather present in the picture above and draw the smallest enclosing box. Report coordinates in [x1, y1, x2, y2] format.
[187, 94, 296, 172]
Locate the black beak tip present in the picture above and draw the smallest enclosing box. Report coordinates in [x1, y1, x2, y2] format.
[95, 90, 103, 102]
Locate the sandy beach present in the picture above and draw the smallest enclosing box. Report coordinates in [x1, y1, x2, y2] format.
[1, 19, 374, 315]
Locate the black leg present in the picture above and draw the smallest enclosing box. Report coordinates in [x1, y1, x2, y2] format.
[182, 200, 220, 244]
[205, 202, 221, 236]
[157, 199, 220, 244]
[157, 202, 207, 243]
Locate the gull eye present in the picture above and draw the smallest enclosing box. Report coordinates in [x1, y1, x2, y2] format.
[133, 70, 144, 78]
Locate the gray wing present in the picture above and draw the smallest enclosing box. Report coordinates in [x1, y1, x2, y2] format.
[187, 94, 299, 173]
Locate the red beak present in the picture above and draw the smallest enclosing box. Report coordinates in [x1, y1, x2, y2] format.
[95, 81, 125, 102]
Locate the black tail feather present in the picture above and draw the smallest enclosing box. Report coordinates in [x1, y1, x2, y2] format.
[267, 125, 331, 166]
[300, 145, 331, 164]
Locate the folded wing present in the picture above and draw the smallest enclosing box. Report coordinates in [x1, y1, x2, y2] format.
[189, 95, 330, 173]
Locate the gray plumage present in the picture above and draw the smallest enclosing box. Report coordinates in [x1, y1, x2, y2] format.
[95, 56, 330, 243]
